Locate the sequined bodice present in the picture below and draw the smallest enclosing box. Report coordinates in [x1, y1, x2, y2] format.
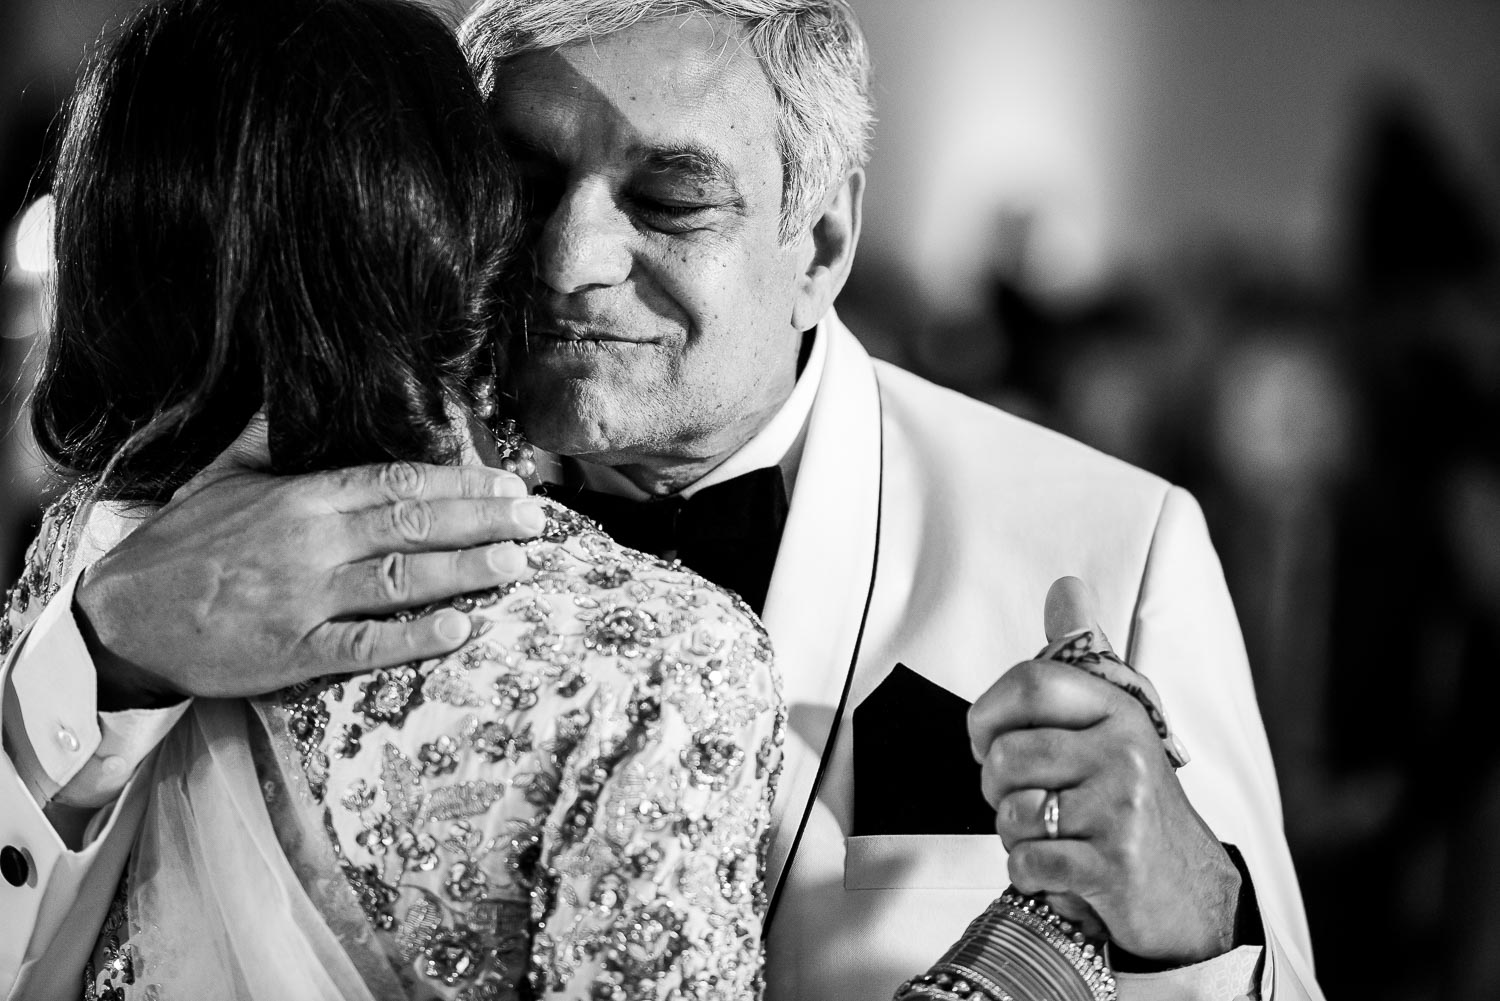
[275, 499, 783, 999]
[2, 491, 782, 1001]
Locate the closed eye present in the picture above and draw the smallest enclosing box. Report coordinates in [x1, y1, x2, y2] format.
[629, 196, 719, 233]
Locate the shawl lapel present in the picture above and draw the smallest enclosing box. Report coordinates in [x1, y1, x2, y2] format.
[759, 316, 882, 901]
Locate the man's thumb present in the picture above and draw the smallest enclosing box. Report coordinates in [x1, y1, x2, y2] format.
[174, 412, 271, 500]
[1044, 576, 1103, 645]
[1041, 576, 1187, 766]
[207, 411, 271, 472]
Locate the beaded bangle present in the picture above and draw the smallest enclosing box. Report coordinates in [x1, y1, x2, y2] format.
[893, 890, 1117, 1001]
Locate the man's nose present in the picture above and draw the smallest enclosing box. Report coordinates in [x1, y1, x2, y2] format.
[536, 181, 632, 294]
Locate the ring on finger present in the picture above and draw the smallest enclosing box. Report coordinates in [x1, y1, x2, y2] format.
[1042, 789, 1061, 840]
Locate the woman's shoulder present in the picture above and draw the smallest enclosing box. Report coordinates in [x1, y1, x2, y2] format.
[442, 494, 779, 703]
[528, 494, 772, 633]
[326, 492, 781, 739]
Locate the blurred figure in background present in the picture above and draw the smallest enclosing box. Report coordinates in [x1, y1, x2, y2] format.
[1328, 92, 1500, 1001]
[873, 61, 1500, 999]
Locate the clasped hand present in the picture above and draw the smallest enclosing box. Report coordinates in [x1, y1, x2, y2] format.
[967, 577, 1242, 965]
[75, 416, 546, 708]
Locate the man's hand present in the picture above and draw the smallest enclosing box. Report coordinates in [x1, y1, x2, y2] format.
[77, 416, 547, 708]
[967, 577, 1242, 964]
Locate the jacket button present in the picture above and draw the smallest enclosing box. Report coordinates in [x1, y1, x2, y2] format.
[1, 846, 29, 887]
[56, 726, 81, 753]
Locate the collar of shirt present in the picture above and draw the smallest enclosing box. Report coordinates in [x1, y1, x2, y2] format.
[534, 321, 829, 502]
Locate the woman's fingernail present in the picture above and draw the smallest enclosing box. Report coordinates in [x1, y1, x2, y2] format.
[487, 544, 525, 575]
[435, 610, 472, 643]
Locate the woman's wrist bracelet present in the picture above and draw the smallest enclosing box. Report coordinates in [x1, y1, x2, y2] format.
[894, 890, 1117, 1001]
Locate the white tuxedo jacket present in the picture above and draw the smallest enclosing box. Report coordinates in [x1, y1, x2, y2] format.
[755, 318, 1322, 1001]
[1, 315, 1322, 1001]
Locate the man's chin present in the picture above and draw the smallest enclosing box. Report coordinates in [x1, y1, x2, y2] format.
[508, 378, 631, 461]
[518, 416, 602, 459]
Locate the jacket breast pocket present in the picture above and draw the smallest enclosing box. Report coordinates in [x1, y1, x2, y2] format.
[844, 834, 1010, 890]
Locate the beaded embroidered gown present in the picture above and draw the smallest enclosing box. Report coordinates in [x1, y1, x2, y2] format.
[2, 488, 783, 1001]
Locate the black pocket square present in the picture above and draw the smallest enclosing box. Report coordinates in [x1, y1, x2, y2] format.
[851, 664, 996, 836]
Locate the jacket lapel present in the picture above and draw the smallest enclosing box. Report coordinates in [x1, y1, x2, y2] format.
[759, 315, 882, 900]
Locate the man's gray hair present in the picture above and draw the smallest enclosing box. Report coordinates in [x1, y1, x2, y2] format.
[460, 0, 874, 244]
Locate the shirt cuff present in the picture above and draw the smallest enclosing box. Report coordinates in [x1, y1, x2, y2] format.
[8, 569, 101, 794]
[5, 569, 188, 808]
[1110, 840, 1267, 1000]
[1115, 945, 1263, 1001]
[53, 701, 190, 809]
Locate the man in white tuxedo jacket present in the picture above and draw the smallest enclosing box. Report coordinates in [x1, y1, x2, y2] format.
[2, 1, 1324, 999]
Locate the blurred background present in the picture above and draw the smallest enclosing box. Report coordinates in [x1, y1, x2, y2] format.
[3, 1, 1499, 997]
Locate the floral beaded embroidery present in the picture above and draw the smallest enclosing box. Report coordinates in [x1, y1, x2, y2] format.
[268, 497, 783, 1000]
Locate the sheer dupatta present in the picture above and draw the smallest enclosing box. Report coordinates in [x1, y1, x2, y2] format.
[122, 698, 404, 1000]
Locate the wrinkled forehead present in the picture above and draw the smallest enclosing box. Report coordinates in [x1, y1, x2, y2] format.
[490, 15, 782, 177]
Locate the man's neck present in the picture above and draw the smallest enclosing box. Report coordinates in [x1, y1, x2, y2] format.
[611, 455, 740, 497]
[583, 409, 779, 496]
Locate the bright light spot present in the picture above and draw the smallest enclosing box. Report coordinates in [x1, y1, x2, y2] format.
[13, 195, 55, 274]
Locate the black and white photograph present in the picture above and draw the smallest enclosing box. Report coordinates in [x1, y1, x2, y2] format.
[2, 2, 1498, 999]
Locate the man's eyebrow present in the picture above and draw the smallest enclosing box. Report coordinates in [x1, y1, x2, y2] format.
[638, 144, 739, 191]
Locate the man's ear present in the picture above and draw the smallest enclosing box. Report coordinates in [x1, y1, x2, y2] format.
[791, 168, 864, 331]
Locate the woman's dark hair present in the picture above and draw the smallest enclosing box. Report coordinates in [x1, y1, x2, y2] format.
[34, 0, 521, 500]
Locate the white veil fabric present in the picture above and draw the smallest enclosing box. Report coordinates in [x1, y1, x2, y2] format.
[123, 698, 404, 1000]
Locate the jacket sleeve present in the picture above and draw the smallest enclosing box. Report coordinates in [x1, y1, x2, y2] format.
[1121, 486, 1324, 1001]
[0, 496, 178, 1000]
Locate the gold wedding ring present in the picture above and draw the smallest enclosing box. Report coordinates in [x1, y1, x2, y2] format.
[1043, 789, 1061, 839]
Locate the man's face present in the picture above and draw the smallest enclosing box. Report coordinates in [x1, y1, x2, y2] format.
[493, 15, 808, 476]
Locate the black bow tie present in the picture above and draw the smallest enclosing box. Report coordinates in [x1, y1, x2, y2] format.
[557, 466, 789, 615]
